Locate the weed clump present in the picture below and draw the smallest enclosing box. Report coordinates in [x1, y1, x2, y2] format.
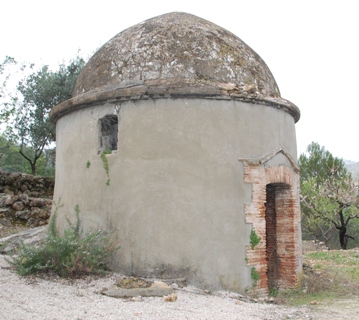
[8, 203, 118, 277]
[251, 267, 260, 287]
[250, 229, 261, 249]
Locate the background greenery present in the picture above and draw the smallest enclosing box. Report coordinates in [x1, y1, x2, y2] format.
[0, 54, 86, 176]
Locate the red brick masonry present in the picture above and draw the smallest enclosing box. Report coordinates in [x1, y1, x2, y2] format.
[243, 154, 302, 295]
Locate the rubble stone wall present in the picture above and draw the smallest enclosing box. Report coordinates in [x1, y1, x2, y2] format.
[0, 170, 54, 227]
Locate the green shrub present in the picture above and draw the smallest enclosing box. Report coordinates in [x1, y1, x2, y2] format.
[7, 204, 118, 277]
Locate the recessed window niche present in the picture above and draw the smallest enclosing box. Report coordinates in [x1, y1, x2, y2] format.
[99, 114, 118, 153]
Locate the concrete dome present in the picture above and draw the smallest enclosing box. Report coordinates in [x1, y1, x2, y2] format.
[51, 12, 299, 122]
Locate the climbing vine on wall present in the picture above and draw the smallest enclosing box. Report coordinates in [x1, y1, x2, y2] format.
[100, 148, 112, 186]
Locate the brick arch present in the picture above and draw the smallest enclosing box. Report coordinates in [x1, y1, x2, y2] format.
[265, 165, 296, 185]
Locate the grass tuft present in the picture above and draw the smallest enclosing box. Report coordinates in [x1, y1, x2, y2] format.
[276, 248, 359, 306]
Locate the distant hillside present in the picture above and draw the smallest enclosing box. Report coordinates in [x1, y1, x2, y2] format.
[345, 160, 359, 181]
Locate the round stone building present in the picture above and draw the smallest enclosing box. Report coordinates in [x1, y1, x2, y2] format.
[50, 12, 302, 295]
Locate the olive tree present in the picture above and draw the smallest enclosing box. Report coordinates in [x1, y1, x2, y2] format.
[0, 56, 17, 122]
[3, 56, 85, 175]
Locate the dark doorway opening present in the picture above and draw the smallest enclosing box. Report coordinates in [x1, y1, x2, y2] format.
[265, 183, 290, 290]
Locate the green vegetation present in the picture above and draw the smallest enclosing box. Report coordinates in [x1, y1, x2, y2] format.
[250, 229, 261, 249]
[0, 56, 16, 122]
[0, 55, 85, 175]
[251, 267, 260, 287]
[86, 160, 91, 168]
[299, 142, 359, 249]
[0, 133, 55, 176]
[100, 148, 112, 186]
[306, 250, 359, 282]
[298, 142, 348, 183]
[268, 287, 279, 297]
[277, 249, 359, 305]
[7, 203, 118, 277]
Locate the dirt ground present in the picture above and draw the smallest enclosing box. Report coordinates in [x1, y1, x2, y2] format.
[1, 226, 359, 319]
[300, 241, 359, 319]
[1, 253, 359, 320]
[312, 299, 359, 320]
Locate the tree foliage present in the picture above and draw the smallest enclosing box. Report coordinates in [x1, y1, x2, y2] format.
[299, 142, 359, 249]
[0, 56, 17, 122]
[1, 55, 85, 175]
[0, 133, 55, 176]
[299, 142, 347, 182]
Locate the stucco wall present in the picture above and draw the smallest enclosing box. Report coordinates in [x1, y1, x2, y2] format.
[53, 98, 298, 292]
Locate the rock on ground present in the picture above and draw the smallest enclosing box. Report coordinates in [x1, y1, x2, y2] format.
[0, 226, 47, 253]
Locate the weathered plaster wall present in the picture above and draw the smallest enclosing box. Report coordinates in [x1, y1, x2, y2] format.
[53, 98, 298, 293]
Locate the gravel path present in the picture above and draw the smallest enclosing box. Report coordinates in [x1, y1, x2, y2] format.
[0, 255, 318, 320]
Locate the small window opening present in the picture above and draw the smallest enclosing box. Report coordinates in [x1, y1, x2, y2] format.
[99, 114, 118, 152]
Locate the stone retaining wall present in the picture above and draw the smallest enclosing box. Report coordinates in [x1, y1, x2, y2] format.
[0, 170, 54, 228]
[0, 170, 54, 198]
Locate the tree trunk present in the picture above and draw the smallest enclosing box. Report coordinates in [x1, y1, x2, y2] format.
[339, 227, 347, 250]
[19, 149, 37, 175]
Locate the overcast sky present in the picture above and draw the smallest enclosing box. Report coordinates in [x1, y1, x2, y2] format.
[1, 0, 358, 161]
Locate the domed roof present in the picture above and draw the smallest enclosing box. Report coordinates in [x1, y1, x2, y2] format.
[51, 12, 299, 122]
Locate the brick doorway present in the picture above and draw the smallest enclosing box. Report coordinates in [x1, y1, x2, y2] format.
[265, 183, 290, 290]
